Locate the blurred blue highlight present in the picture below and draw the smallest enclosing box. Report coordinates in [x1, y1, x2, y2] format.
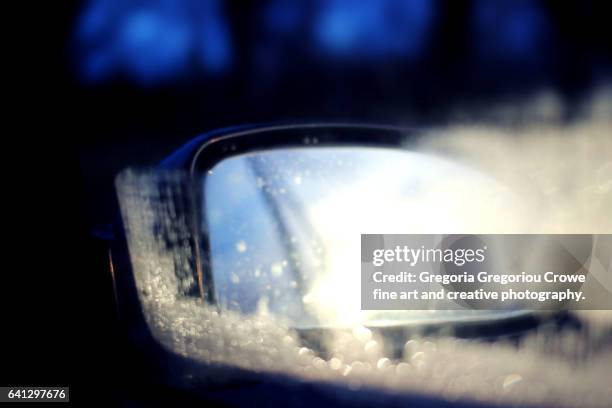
[75, 0, 232, 84]
[313, 0, 434, 58]
[74, 0, 560, 84]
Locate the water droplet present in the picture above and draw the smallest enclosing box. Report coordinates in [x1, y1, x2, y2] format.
[396, 362, 413, 376]
[410, 351, 425, 364]
[236, 240, 247, 253]
[271, 262, 284, 277]
[377, 357, 391, 370]
[329, 357, 342, 370]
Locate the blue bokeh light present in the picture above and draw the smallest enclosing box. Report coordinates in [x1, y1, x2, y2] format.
[313, 0, 435, 58]
[74, 0, 562, 85]
[119, 9, 192, 82]
[75, 0, 233, 84]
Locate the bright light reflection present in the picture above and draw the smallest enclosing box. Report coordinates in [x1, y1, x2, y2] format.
[206, 148, 531, 328]
[300, 150, 529, 327]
